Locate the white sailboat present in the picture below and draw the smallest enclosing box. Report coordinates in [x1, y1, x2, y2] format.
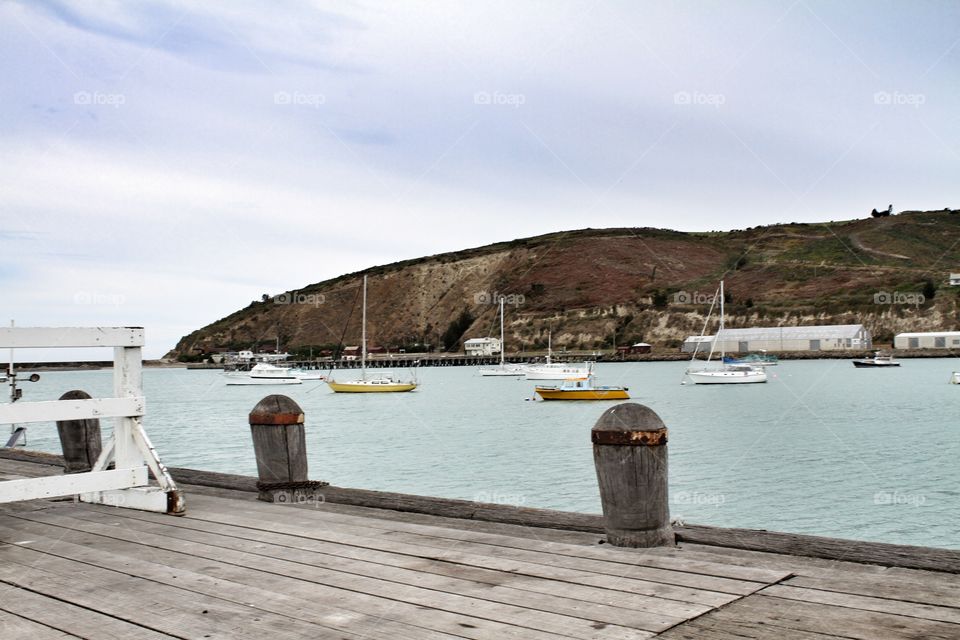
[524, 331, 593, 380]
[479, 297, 526, 377]
[686, 281, 767, 385]
[326, 276, 417, 393]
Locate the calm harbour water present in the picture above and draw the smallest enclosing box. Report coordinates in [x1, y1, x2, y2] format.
[14, 359, 960, 550]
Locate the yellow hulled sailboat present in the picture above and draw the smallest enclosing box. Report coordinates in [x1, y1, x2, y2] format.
[326, 275, 418, 394]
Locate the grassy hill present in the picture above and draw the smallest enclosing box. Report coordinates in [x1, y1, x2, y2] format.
[170, 209, 960, 359]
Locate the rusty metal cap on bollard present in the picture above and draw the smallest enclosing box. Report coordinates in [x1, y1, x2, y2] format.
[591, 402, 667, 446]
[249, 395, 305, 425]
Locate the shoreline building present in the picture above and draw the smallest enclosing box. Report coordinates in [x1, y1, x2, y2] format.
[464, 337, 501, 356]
[682, 324, 871, 354]
[894, 331, 960, 350]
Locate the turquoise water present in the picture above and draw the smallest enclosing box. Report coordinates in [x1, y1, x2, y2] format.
[12, 360, 960, 549]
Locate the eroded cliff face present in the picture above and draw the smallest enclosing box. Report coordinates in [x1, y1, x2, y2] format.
[171, 211, 960, 356]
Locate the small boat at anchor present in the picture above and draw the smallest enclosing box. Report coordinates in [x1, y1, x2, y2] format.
[852, 352, 900, 368]
[686, 281, 767, 385]
[951, 371, 960, 384]
[326, 275, 418, 393]
[479, 297, 526, 377]
[224, 362, 302, 385]
[535, 376, 629, 401]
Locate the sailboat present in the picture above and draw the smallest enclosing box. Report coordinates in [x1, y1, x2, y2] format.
[686, 281, 767, 385]
[326, 276, 418, 393]
[524, 331, 593, 380]
[478, 297, 526, 377]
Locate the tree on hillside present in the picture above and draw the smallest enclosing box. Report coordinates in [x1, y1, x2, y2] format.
[442, 309, 475, 351]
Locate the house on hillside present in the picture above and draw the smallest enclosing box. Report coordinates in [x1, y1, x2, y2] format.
[464, 337, 501, 356]
[950, 273, 960, 286]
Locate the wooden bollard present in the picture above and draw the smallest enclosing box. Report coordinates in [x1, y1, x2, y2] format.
[592, 403, 674, 547]
[56, 390, 102, 474]
[249, 395, 326, 503]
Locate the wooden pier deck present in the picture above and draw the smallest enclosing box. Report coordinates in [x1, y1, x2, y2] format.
[1, 456, 958, 639]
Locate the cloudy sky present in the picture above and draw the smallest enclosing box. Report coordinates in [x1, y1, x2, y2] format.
[2, 0, 958, 360]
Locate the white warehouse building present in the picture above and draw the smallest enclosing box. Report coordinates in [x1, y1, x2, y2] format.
[464, 337, 501, 356]
[682, 324, 871, 354]
[894, 331, 960, 350]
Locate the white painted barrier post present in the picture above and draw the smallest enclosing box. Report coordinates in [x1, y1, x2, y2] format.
[0, 327, 184, 514]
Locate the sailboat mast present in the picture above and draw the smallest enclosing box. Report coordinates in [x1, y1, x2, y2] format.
[546, 330, 552, 364]
[499, 297, 505, 367]
[361, 275, 367, 377]
[718, 281, 725, 361]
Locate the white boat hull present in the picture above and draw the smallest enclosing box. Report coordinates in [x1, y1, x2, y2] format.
[524, 364, 592, 380]
[224, 376, 302, 386]
[951, 372, 960, 385]
[687, 369, 768, 384]
[479, 366, 526, 377]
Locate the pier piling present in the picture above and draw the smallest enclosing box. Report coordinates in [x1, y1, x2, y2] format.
[55, 389, 102, 474]
[592, 402, 674, 547]
[249, 394, 326, 503]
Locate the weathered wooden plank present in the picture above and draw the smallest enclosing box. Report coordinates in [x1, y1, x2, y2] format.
[763, 583, 960, 624]
[0, 543, 354, 639]
[70, 502, 735, 609]
[59, 503, 711, 624]
[784, 573, 960, 611]
[652, 615, 842, 640]
[3, 511, 652, 640]
[0, 521, 468, 640]
[675, 524, 960, 574]
[0, 611, 79, 639]
[189, 497, 787, 589]
[0, 585, 172, 639]
[162, 496, 768, 596]
[704, 593, 960, 640]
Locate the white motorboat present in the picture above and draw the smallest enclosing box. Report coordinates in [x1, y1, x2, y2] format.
[524, 332, 592, 380]
[224, 362, 302, 385]
[852, 352, 900, 368]
[479, 297, 526, 377]
[291, 369, 326, 381]
[950, 371, 959, 384]
[686, 281, 767, 385]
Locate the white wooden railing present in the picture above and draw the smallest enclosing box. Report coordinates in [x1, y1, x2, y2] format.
[0, 327, 183, 514]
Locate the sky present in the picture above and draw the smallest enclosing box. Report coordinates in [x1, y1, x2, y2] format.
[1, 0, 959, 360]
